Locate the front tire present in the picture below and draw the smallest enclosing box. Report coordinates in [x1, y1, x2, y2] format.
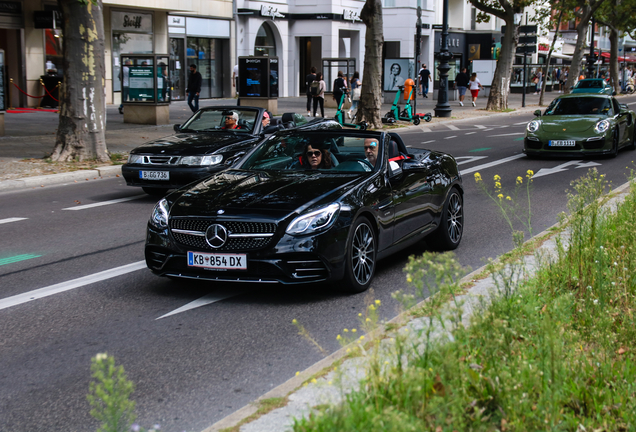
[609, 129, 619, 158]
[413, 117, 421, 125]
[428, 187, 463, 250]
[341, 216, 376, 293]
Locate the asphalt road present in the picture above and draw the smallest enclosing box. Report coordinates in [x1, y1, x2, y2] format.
[2, 101, 636, 431]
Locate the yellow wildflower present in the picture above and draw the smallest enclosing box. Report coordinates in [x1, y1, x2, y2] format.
[343, 328, 349, 332]
[506, 196, 512, 201]
[498, 193, 504, 200]
[516, 176, 523, 185]
[296, 371, 300, 376]
[375, 300, 381, 305]
[474, 172, 482, 182]
[407, 276, 413, 283]
[337, 334, 342, 340]
[494, 174, 501, 181]
[358, 313, 362, 317]
[352, 329, 357, 333]
[311, 378, 317, 384]
[360, 335, 365, 340]
[526, 169, 534, 177]
[366, 318, 371, 322]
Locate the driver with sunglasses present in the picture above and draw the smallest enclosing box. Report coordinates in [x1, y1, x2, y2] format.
[300, 143, 334, 169]
[222, 111, 242, 129]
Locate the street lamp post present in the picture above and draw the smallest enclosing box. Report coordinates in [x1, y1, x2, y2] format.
[434, 0, 452, 117]
[586, 17, 596, 78]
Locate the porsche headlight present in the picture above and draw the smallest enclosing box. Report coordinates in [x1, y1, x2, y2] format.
[594, 119, 610, 134]
[127, 154, 144, 164]
[286, 203, 340, 235]
[527, 120, 540, 133]
[179, 155, 223, 166]
[149, 198, 169, 229]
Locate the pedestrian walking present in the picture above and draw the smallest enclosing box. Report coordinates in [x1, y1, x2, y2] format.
[312, 72, 326, 118]
[305, 66, 317, 116]
[419, 64, 432, 97]
[332, 70, 348, 107]
[232, 63, 240, 106]
[455, 67, 469, 106]
[349, 71, 361, 119]
[187, 64, 202, 113]
[469, 72, 484, 106]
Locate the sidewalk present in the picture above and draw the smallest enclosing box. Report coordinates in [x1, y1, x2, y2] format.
[0, 91, 545, 190]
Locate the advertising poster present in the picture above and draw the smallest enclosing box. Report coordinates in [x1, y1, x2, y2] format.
[239, 57, 267, 97]
[384, 59, 414, 91]
[128, 67, 154, 101]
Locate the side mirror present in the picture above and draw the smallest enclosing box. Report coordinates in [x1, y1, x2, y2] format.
[173, 124, 181, 132]
[620, 104, 628, 110]
[401, 159, 427, 172]
[534, 109, 542, 117]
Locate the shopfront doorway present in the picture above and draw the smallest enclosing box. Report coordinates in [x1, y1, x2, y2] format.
[299, 37, 321, 94]
[0, 28, 23, 107]
[169, 37, 185, 100]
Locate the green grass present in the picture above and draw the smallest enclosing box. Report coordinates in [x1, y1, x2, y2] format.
[293, 170, 636, 431]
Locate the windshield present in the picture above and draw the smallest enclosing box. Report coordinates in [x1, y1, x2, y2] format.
[240, 132, 384, 173]
[575, 80, 603, 89]
[180, 108, 260, 133]
[544, 97, 613, 116]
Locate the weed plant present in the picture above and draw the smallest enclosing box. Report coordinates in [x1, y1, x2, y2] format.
[293, 170, 636, 431]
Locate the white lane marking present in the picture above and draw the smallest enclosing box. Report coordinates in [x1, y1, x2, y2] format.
[157, 289, 249, 320]
[444, 136, 457, 139]
[0, 261, 146, 311]
[514, 121, 529, 125]
[63, 195, 146, 210]
[465, 132, 476, 135]
[482, 128, 494, 132]
[419, 126, 432, 132]
[474, 125, 486, 129]
[487, 132, 525, 137]
[446, 125, 459, 131]
[0, 217, 28, 225]
[421, 140, 436, 144]
[455, 156, 488, 165]
[533, 160, 601, 179]
[460, 154, 526, 175]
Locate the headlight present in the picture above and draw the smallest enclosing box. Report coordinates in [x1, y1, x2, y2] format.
[128, 154, 143, 164]
[594, 120, 610, 133]
[527, 120, 540, 133]
[286, 203, 340, 235]
[179, 155, 223, 166]
[149, 198, 169, 229]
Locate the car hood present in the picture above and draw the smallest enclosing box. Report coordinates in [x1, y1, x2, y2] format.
[540, 116, 605, 133]
[169, 169, 362, 216]
[570, 88, 606, 94]
[130, 133, 260, 156]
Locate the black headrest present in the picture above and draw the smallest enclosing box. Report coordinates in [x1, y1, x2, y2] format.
[282, 113, 295, 123]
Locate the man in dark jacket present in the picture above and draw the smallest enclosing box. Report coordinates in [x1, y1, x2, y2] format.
[332, 70, 348, 107]
[455, 67, 470, 106]
[187, 64, 202, 112]
[305, 66, 317, 116]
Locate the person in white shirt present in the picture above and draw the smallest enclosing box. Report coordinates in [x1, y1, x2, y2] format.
[468, 73, 484, 106]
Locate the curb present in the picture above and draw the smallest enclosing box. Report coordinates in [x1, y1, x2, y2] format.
[0, 165, 122, 192]
[202, 179, 633, 432]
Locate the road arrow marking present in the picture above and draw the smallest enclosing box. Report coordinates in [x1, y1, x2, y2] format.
[532, 160, 601, 179]
[0, 261, 146, 311]
[0, 217, 27, 224]
[474, 125, 486, 129]
[446, 125, 459, 130]
[455, 156, 488, 165]
[157, 289, 249, 320]
[419, 126, 432, 132]
[460, 154, 526, 175]
[444, 135, 457, 139]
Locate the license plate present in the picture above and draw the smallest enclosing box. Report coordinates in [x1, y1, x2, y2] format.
[549, 140, 576, 147]
[140, 170, 169, 180]
[187, 251, 247, 270]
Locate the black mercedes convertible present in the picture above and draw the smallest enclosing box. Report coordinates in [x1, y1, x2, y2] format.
[145, 129, 463, 292]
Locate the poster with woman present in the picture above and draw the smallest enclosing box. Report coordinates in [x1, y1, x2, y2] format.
[384, 59, 412, 91]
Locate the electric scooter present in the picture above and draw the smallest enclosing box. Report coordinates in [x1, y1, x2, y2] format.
[334, 87, 367, 130]
[383, 85, 432, 125]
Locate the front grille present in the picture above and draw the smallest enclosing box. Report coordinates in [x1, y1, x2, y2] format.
[146, 156, 179, 165]
[525, 138, 542, 150]
[170, 219, 277, 251]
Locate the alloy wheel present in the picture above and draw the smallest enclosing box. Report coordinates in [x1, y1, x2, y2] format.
[446, 192, 463, 244]
[351, 223, 375, 285]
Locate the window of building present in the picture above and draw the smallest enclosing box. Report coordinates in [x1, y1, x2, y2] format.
[187, 37, 224, 98]
[111, 11, 153, 93]
[254, 23, 276, 57]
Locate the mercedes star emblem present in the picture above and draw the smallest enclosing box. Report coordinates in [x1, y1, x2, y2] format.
[205, 224, 228, 248]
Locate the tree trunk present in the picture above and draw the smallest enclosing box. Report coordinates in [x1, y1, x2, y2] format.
[51, 0, 108, 162]
[564, 6, 591, 94]
[485, 18, 517, 110]
[609, 27, 619, 92]
[539, 10, 564, 106]
[358, 0, 383, 129]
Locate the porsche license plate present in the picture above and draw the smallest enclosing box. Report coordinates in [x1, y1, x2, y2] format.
[549, 140, 576, 147]
[187, 252, 247, 270]
[140, 170, 169, 180]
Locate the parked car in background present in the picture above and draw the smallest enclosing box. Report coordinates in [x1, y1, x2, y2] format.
[145, 129, 463, 293]
[524, 93, 635, 158]
[122, 107, 333, 195]
[570, 78, 614, 95]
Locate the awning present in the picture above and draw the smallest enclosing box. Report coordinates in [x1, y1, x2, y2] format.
[550, 52, 573, 60]
[597, 51, 626, 61]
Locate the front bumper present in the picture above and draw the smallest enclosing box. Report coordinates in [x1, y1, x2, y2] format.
[523, 135, 611, 157]
[122, 164, 224, 189]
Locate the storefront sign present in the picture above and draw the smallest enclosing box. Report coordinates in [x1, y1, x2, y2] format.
[260, 5, 284, 20]
[33, 11, 62, 29]
[0, 1, 21, 14]
[343, 9, 361, 22]
[111, 11, 153, 33]
[169, 16, 185, 27]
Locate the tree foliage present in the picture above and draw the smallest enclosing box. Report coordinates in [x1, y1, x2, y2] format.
[595, 0, 636, 90]
[358, 0, 384, 129]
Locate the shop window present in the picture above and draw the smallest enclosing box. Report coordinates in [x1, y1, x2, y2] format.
[187, 37, 224, 98]
[254, 23, 276, 57]
[112, 33, 153, 92]
[45, 29, 63, 76]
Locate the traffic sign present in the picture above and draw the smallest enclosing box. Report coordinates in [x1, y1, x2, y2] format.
[516, 45, 537, 54]
[519, 35, 537, 44]
[519, 24, 538, 34]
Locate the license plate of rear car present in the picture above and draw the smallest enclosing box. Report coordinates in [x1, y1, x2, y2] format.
[187, 252, 247, 270]
[140, 170, 169, 180]
[548, 140, 576, 147]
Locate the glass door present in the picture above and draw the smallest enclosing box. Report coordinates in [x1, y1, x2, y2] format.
[169, 37, 185, 100]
